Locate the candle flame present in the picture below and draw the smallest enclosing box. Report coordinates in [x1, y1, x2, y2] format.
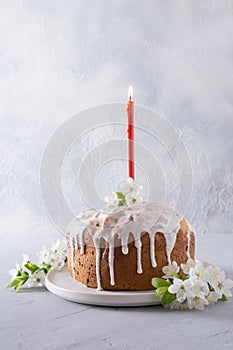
[128, 85, 133, 100]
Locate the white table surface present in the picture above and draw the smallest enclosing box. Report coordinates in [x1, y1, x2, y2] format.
[1, 233, 233, 350]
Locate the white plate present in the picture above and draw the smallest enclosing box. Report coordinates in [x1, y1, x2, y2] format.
[45, 265, 161, 307]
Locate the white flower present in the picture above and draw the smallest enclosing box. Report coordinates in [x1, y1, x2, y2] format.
[39, 250, 63, 270]
[181, 258, 196, 275]
[162, 261, 180, 279]
[169, 298, 210, 311]
[189, 264, 233, 298]
[50, 239, 67, 253]
[168, 278, 194, 302]
[168, 300, 189, 310]
[125, 193, 143, 206]
[189, 275, 209, 298]
[49, 252, 66, 271]
[206, 291, 221, 305]
[22, 254, 30, 266]
[201, 265, 221, 286]
[27, 270, 45, 288]
[117, 178, 143, 207]
[9, 263, 21, 281]
[117, 177, 142, 196]
[154, 259, 233, 311]
[104, 178, 143, 207]
[189, 261, 207, 281]
[37, 240, 67, 271]
[187, 297, 209, 310]
[104, 193, 119, 205]
[9, 253, 31, 281]
[37, 246, 47, 264]
[213, 271, 233, 298]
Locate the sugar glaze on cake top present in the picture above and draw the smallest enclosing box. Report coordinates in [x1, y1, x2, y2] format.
[67, 201, 191, 290]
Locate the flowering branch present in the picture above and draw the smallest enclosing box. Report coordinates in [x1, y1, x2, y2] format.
[105, 177, 143, 207]
[152, 260, 233, 310]
[7, 240, 67, 292]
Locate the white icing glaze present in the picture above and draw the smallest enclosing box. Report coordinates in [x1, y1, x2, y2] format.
[69, 236, 75, 278]
[185, 218, 194, 259]
[93, 236, 102, 291]
[67, 201, 189, 289]
[149, 232, 157, 268]
[135, 238, 142, 274]
[187, 230, 191, 259]
[109, 245, 115, 285]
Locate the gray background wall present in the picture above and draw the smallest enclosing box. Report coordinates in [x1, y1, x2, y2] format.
[0, 0, 233, 241]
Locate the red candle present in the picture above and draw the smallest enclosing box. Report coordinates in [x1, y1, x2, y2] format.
[127, 85, 135, 179]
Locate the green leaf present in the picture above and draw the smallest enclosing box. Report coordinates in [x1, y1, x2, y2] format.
[41, 265, 51, 275]
[219, 294, 227, 302]
[15, 280, 25, 292]
[161, 290, 176, 305]
[171, 272, 180, 278]
[7, 275, 29, 292]
[116, 192, 125, 199]
[24, 262, 40, 274]
[7, 278, 20, 289]
[151, 277, 171, 289]
[116, 192, 126, 206]
[180, 275, 188, 281]
[155, 286, 169, 297]
[39, 262, 52, 274]
[21, 270, 29, 278]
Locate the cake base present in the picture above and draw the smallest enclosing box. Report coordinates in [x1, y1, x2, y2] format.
[67, 225, 195, 291]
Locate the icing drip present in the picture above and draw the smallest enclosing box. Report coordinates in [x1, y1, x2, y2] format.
[163, 231, 179, 265]
[67, 201, 185, 287]
[121, 233, 129, 255]
[149, 232, 157, 268]
[134, 238, 142, 274]
[109, 245, 115, 285]
[93, 236, 102, 291]
[79, 230, 85, 254]
[69, 236, 75, 278]
[74, 234, 78, 250]
[187, 230, 191, 259]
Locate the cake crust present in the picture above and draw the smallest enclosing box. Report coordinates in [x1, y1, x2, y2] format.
[67, 219, 195, 291]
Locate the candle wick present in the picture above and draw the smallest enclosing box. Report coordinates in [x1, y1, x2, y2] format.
[129, 96, 132, 101]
